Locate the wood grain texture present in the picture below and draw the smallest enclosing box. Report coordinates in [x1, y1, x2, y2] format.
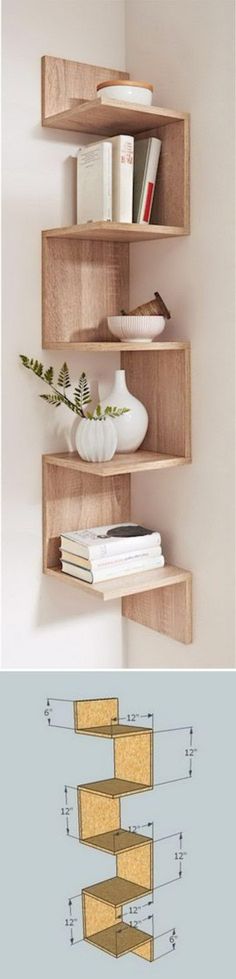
[86, 922, 152, 958]
[42, 339, 189, 351]
[148, 118, 190, 230]
[42, 235, 129, 345]
[43, 88, 189, 137]
[117, 842, 153, 889]
[42, 458, 130, 571]
[114, 733, 153, 786]
[74, 698, 118, 731]
[76, 724, 152, 737]
[78, 778, 150, 798]
[83, 893, 117, 938]
[43, 223, 187, 242]
[132, 939, 154, 961]
[44, 449, 189, 476]
[45, 564, 191, 602]
[82, 875, 151, 907]
[82, 829, 151, 854]
[122, 576, 193, 644]
[78, 789, 120, 841]
[121, 348, 191, 459]
[42, 56, 129, 125]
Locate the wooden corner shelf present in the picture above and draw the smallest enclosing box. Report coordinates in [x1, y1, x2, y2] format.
[43, 450, 192, 643]
[42, 56, 189, 239]
[75, 698, 154, 961]
[40, 54, 192, 645]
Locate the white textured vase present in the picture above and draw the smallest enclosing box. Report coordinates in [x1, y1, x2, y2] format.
[75, 417, 117, 462]
[101, 370, 148, 452]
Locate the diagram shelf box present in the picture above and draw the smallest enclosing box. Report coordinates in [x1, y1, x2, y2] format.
[82, 875, 151, 907]
[81, 829, 152, 854]
[74, 723, 152, 738]
[85, 921, 153, 959]
[78, 778, 151, 798]
[76, 700, 154, 962]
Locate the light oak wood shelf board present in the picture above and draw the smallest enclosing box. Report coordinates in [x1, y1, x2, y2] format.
[44, 450, 189, 477]
[46, 565, 191, 601]
[43, 222, 188, 242]
[81, 829, 151, 854]
[82, 875, 151, 907]
[78, 778, 152, 798]
[43, 92, 189, 135]
[42, 339, 190, 351]
[75, 723, 152, 738]
[85, 921, 152, 957]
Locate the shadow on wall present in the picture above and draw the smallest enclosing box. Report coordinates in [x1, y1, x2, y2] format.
[34, 575, 121, 629]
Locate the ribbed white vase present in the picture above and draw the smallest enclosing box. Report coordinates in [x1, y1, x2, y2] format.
[75, 417, 117, 462]
[101, 370, 148, 452]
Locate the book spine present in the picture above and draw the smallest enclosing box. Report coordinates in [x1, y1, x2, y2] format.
[60, 545, 163, 568]
[112, 135, 134, 223]
[91, 555, 165, 581]
[103, 143, 112, 221]
[62, 555, 165, 583]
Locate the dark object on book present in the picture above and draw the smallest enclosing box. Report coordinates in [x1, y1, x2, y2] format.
[99, 524, 153, 539]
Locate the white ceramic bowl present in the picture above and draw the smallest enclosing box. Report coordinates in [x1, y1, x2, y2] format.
[97, 81, 153, 106]
[107, 315, 165, 343]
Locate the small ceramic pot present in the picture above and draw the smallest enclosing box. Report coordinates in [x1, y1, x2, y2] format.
[75, 417, 117, 462]
[96, 80, 153, 106]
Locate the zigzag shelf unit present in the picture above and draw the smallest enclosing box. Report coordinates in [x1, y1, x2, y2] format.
[75, 697, 154, 961]
[41, 54, 192, 644]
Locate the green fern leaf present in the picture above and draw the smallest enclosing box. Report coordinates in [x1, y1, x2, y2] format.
[40, 394, 62, 407]
[44, 366, 54, 385]
[57, 362, 71, 389]
[74, 372, 91, 412]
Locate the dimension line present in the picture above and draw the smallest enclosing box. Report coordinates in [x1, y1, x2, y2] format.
[153, 949, 174, 961]
[153, 726, 192, 734]
[153, 776, 190, 787]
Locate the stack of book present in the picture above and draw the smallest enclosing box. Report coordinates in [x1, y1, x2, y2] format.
[60, 522, 165, 584]
[77, 135, 161, 225]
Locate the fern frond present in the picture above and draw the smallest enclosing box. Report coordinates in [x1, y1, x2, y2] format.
[74, 371, 91, 414]
[57, 362, 71, 389]
[40, 394, 62, 407]
[44, 366, 54, 385]
[105, 405, 130, 417]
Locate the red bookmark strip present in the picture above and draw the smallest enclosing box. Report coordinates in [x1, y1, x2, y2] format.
[143, 182, 154, 222]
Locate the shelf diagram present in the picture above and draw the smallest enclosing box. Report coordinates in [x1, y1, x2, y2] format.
[45, 696, 196, 962]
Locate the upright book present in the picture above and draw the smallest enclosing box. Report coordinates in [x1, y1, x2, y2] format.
[77, 141, 112, 223]
[133, 136, 162, 224]
[110, 134, 134, 222]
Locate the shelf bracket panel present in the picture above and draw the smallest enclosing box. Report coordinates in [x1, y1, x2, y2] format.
[122, 576, 192, 644]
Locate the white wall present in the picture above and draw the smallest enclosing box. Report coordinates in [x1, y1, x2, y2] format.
[2, 0, 126, 668]
[125, 0, 235, 667]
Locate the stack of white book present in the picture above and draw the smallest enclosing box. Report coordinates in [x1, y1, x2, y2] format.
[60, 522, 165, 584]
[77, 135, 161, 225]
